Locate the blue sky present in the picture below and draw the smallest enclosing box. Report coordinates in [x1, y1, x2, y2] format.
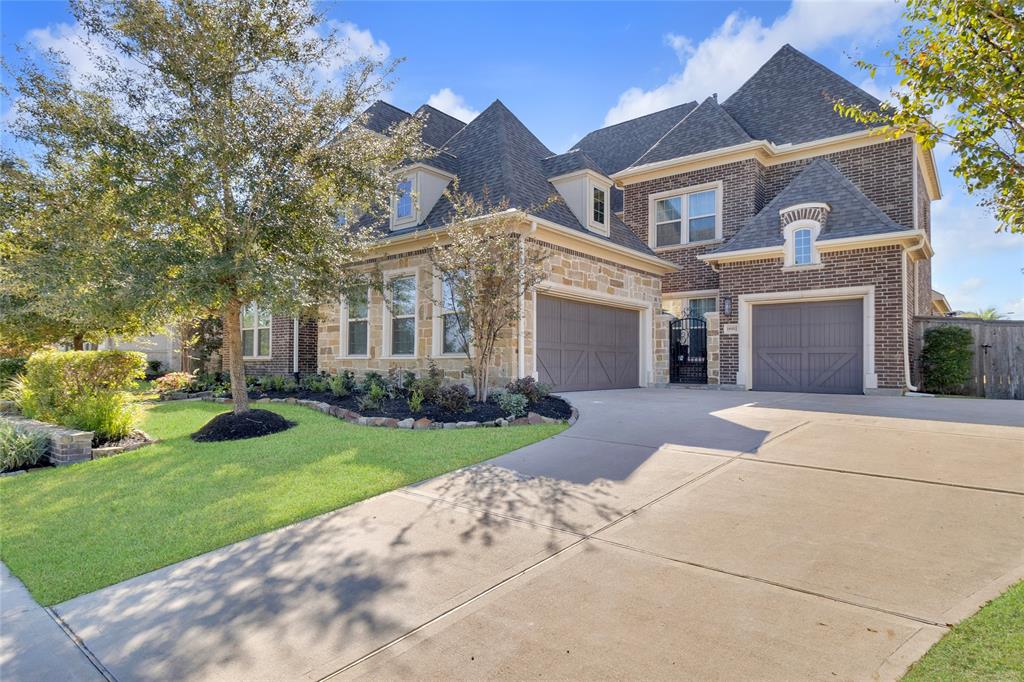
[3, 0, 1021, 317]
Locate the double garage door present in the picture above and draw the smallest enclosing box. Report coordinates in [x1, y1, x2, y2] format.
[752, 299, 864, 394]
[536, 294, 639, 392]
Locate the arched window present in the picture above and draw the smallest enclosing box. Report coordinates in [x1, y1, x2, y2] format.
[793, 228, 813, 265]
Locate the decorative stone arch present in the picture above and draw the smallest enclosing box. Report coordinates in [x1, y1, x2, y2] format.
[779, 202, 830, 268]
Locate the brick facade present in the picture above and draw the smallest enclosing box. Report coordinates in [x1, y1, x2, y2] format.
[212, 315, 318, 377]
[317, 240, 666, 388]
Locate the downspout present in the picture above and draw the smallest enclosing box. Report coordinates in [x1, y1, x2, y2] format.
[902, 236, 927, 392]
[518, 222, 536, 379]
[293, 318, 300, 375]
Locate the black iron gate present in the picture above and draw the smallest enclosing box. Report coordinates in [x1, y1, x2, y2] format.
[669, 316, 708, 384]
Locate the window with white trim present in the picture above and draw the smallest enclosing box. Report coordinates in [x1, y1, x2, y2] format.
[654, 187, 719, 247]
[793, 228, 813, 266]
[439, 273, 468, 355]
[395, 178, 413, 220]
[241, 303, 272, 358]
[592, 186, 606, 225]
[388, 275, 416, 356]
[342, 288, 369, 356]
[687, 297, 717, 318]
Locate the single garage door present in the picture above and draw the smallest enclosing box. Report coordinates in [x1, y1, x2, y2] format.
[536, 294, 639, 391]
[752, 299, 863, 394]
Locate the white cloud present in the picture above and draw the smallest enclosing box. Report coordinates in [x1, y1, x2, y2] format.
[604, 0, 902, 125]
[314, 20, 390, 81]
[426, 88, 480, 122]
[25, 22, 118, 89]
[1002, 296, 1024, 320]
[957, 277, 985, 295]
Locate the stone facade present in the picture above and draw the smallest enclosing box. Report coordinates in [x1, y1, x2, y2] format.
[317, 240, 666, 388]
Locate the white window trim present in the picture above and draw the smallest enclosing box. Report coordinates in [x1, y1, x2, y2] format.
[338, 288, 371, 359]
[431, 271, 472, 357]
[588, 179, 610, 236]
[736, 286, 878, 392]
[782, 219, 822, 268]
[663, 290, 719, 319]
[241, 303, 273, 360]
[648, 180, 723, 250]
[382, 269, 419, 359]
[390, 175, 418, 230]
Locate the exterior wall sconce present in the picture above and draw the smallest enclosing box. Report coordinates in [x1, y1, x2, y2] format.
[722, 297, 732, 317]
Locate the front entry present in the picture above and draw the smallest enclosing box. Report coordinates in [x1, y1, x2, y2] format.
[535, 294, 640, 391]
[669, 316, 708, 384]
[751, 299, 863, 394]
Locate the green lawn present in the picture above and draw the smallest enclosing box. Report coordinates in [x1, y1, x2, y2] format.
[0, 401, 564, 605]
[903, 581, 1024, 681]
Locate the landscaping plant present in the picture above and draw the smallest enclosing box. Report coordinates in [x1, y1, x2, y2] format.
[407, 389, 425, 413]
[0, 421, 48, 472]
[154, 372, 194, 394]
[437, 383, 471, 414]
[0, 358, 27, 390]
[921, 326, 975, 393]
[328, 373, 351, 398]
[506, 376, 551, 404]
[497, 391, 529, 418]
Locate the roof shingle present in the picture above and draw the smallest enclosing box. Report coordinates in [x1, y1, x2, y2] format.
[632, 96, 752, 167]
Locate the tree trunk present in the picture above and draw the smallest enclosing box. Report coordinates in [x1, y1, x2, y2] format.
[222, 298, 251, 415]
[72, 334, 84, 351]
[474, 354, 490, 402]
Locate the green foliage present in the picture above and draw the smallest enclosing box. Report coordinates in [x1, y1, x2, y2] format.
[326, 374, 349, 398]
[65, 392, 137, 442]
[0, 358, 27, 390]
[361, 371, 387, 395]
[921, 326, 975, 392]
[497, 391, 529, 418]
[961, 307, 1005, 320]
[409, 360, 444, 404]
[407, 389, 425, 413]
[13, 350, 144, 441]
[834, 0, 1024, 233]
[300, 374, 331, 393]
[154, 372, 194, 394]
[146, 360, 164, 377]
[281, 379, 299, 393]
[506, 377, 550, 404]
[0, 421, 48, 472]
[260, 375, 286, 392]
[437, 383, 471, 414]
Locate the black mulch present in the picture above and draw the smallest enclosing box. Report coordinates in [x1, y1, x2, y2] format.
[192, 409, 296, 442]
[244, 389, 574, 424]
[93, 430, 150, 449]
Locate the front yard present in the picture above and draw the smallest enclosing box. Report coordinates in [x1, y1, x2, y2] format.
[0, 401, 564, 605]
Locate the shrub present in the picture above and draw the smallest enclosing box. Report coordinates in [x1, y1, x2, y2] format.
[65, 392, 137, 442]
[505, 377, 550, 404]
[437, 383, 471, 414]
[145, 359, 164, 379]
[0, 358, 27, 390]
[281, 378, 299, 393]
[921, 326, 974, 393]
[260, 374, 286, 392]
[356, 385, 384, 412]
[361, 371, 387, 395]
[17, 350, 146, 430]
[154, 372, 194, 394]
[497, 391, 528, 418]
[409, 377, 439, 404]
[0, 421, 48, 472]
[328, 373, 350, 398]
[407, 389, 425, 413]
[301, 374, 330, 393]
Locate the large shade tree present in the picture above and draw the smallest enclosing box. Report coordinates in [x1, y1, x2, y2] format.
[5, 0, 422, 415]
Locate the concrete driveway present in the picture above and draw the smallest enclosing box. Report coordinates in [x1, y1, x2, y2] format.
[47, 390, 1024, 681]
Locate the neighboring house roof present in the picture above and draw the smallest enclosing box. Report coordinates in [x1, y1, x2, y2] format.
[722, 44, 883, 146]
[572, 101, 698, 175]
[714, 158, 909, 253]
[931, 290, 952, 315]
[541, 149, 607, 178]
[413, 104, 467, 148]
[632, 96, 752, 167]
[370, 99, 654, 255]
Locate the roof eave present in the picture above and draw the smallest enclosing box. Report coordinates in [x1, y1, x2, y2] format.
[699, 229, 930, 265]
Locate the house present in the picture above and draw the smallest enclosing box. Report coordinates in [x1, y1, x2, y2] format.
[317, 44, 939, 396]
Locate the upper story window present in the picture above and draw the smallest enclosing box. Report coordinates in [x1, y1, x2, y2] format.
[241, 303, 272, 358]
[342, 288, 369, 356]
[592, 186, 606, 225]
[652, 184, 721, 248]
[388, 275, 417, 356]
[440, 274, 468, 355]
[395, 178, 413, 220]
[793, 228, 813, 265]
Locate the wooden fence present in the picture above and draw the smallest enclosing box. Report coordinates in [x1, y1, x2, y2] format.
[912, 317, 1024, 400]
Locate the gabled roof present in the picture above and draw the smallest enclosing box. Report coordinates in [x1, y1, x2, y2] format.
[359, 100, 411, 136]
[572, 102, 697, 175]
[632, 96, 752, 167]
[414, 104, 466, 148]
[722, 44, 883, 146]
[541, 149, 607, 179]
[371, 99, 653, 255]
[714, 158, 909, 253]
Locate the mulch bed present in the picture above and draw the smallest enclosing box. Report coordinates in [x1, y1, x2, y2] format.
[192, 409, 296, 442]
[93, 430, 150, 449]
[236, 389, 574, 424]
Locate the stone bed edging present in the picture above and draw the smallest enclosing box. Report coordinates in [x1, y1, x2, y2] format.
[165, 393, 579, 430]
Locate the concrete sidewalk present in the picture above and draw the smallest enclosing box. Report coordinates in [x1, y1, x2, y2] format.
[9, 389, 1023, 680]
[0, 563, 107, 681]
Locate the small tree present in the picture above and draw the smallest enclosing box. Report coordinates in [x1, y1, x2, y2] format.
[961, 307, 1004, 320]
[835, 0, 1024, 233]
[428, 187, 546, 401]
[921, 325, 974, 393]
[6, 0, 423, 417]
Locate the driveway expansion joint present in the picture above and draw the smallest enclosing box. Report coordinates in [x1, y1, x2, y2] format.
[45, 607, 119, 682]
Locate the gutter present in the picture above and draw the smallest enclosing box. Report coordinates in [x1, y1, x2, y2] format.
[902, 234, 930, 393]
[525, 213, 677, 274]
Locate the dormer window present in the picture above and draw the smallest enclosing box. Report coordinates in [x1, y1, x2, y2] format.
[782, 220, 822, 268]
[592, 186, 606, 225]
[395, 178, 413, 220]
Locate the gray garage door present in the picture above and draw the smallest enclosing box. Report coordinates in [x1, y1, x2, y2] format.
[752, 299, 863, 394]
[536, 294, 639, 391]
